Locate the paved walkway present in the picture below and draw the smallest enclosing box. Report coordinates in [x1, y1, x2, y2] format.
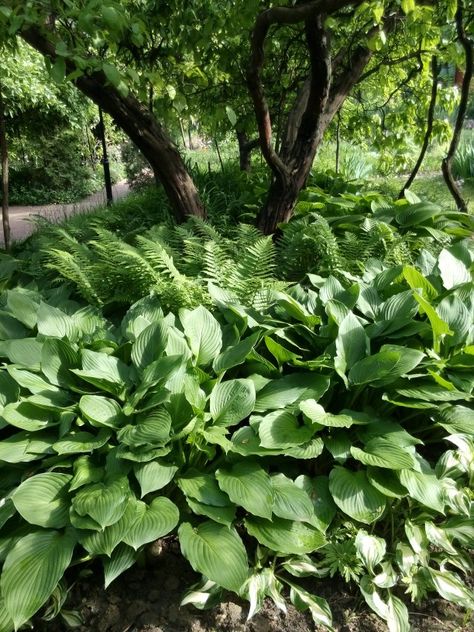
[1, 181, 130, 247]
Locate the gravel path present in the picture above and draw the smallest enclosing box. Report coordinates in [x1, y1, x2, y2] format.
[1, 181, 130, 247]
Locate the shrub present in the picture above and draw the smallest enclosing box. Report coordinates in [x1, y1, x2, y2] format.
[0, 238, 472, 630]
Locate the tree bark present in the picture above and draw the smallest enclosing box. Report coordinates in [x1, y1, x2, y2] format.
[237, 131, 259, 172]
[399, 56, 439, 198]
[248, 1, 381, 234]
[441, 0, 473, 212]
[0, 85, 11, 251]
[20, 26, 205, 223]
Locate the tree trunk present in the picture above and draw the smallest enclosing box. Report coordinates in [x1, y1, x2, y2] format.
[441, 0, 473, 212]
[237, 131, 259, 172]
[0, 86, 11, 251]
[20, 26, 205, 224]
[399, 56, 439, 198]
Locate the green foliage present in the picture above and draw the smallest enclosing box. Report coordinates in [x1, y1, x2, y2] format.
[452, 139, 474, 180]
[0, 231, 472, 629]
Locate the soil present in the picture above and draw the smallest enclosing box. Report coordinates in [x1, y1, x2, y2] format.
[35, 540, 473, 632]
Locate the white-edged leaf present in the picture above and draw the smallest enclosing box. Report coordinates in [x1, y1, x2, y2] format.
[355, 530, 386, 573]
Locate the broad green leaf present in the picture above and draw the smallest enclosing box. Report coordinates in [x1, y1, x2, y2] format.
[254, 374, 330, 412]
[103, 543, 136, 588]
[185, 498, 236, 526]
[131, 321, 168, 370]
[73, 349, 129, 395]
[6, 367, 54, 394]
[0, 431, 54, 463]
[300, 400, 354, 428]
[1, 529, 76, 629]
[123, 497, 179, 550]
[231, 426, 323, 459]
[51, 57, 66, 83]
[329, 467, 386, 524]
[179, 521, 249, 592]
[413, 293, 452, 353]
[37, 302, 75, 339]
[53, 429, 111, 455]
[335, 312, 368, 379]
[438, 405, 474, 434]
[134, 461, 178, 497]
[0, 372, 19, 408]
[212, 333, 259, 373]
[70, 455, 103, 491]
[366, 468, 407, 499]
[294, 475, 337, 532]
[351, 438, 416, 470]
[6, 290, 38, 329]
[258, 410, 314, 449]
[0, 312, 29, 340]
[72, 477, 130, 528]
[271, 474, 315, 523]
[210, 379, 255, 427]
[402, 266, 437, 301]
[79, 498, 138, 556]
[437, 249, 470, 290]
[118, 409, 171, 447]
[216, 462, 273, 519]
[41, 338, 80, 387]
[398, 469, 445, 514]
[0, 339, 43, 370]
[1, 401, 52, 431]
[178, 472, 231, 507]
[12, 472, 72, 528]
[245, 516, 326, 554]
[180, 305, 222, 365]
[349, 346, 424, 386]
[79, 395, 124, 428]
[265, 337, 301, 364]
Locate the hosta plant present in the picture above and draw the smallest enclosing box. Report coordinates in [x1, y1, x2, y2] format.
[0, 239, 472, 631]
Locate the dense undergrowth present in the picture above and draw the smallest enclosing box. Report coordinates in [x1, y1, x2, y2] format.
[0, 171, 472, 631]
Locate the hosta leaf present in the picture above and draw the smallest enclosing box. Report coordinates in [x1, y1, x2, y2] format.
[123, 497, 179, 550]
[103, 543, 136, 588]
[429, 569, 474, 610]
[210, 379, 255, 427]
[366, 468, 407, 499]
[398, 469, 445, 514]
[0, 312, 29, 340]
[230, 426, 322, 459]
[1, 401, 53, 431]
[386, 593, 410, 632]
[437, 249, 471, 290]
[349, 346, 424, 387]
[72, 477, 130, 528]
[12, 472, 72, 528]
[258, 410, 314, 449]
[70, 456, 104, 491]
[212, 332, 259, 373]
[37, 302, 75, 339]
[300, 400, 354, 428]
[6, 290, 39, 329]
[402, 266, 437, 301]
[185, 498, 236, 526]
[0, 431, 55, 463]
[0, 372, 19, 408]
[294, 475, 337, 532]
[180, 305, 222, 366]
[0, 338, 43, 370]
[178, 472, 231, 507]
[41, 338, 80, 387]
[350, 439, 416, 470]
[335, 312, 368, 379]
[79, 395, 124, 429]
[6, 367, 53, 394]
[289, 583, 333, 630]
[245, 516, 326, 554]
[134, 461, 178, 497]
[438, 405, 474, 434]
[329, 467, 386, 524]
[355, 530, 386, 573]
[413, 293, 452, 353]
[271, 474, 315, 523]
[53, 429, 111, 455]
[1, 529, 76, 629]
[80, 498, 139, 556]
[73, 349, 130, 395]
[216, 462, 273, 519]
[179, 521, 249, 592]
[254, 374, 330, 412]
[118, 409, 171, 447]
[131, 321, 169, 370]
